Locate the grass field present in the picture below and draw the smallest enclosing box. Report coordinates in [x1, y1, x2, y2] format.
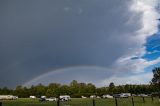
[0, 97, 160, 106]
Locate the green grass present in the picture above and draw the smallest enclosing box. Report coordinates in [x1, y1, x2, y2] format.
[0, 97, 160, 106]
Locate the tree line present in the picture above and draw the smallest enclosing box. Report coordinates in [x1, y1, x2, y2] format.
[0, 67, 160, 98]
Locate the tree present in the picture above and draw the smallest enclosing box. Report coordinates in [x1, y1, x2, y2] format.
[59, 85, 70, 95]
[116, 85, 124, 93]
[70, 80, 79, 94]
[33, 84, 46, 97]
[46, 88, 54, 97]
[14, 86, 24, 97]
[48, 83, 61, 96]
[86, 83, 96, 94]
[151, 67, 160, 91]
[108, 82, 115, 94]
[109, 82, 115, 88]
[96, 87, 107, 96]
[78, 83, 87, 94]
[124, 84, 130, 93]
[1, 80, 159, 98]
[151, 67, 160, 85]
[70, 80, 78, 87]
[1, 87, 11, 95]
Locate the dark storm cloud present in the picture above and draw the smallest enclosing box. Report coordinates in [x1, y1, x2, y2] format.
[0, 0, 148, 88]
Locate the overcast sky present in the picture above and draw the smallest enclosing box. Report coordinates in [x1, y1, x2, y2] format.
[0, 0, 160, 88]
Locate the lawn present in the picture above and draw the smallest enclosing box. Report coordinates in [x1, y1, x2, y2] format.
[0, 97, 160, 106]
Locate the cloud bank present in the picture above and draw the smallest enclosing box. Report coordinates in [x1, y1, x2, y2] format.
[0, 0, 159, 88]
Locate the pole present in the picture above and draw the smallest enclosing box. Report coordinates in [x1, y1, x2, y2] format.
[57, 95, 60, 106]
[151, 96, 154, 102]
[57, 98, 60, 106]
[142, 97, 145, 103]
[93, 98, 95, 106]
[115, 98, 118, 106]
[132, 97, 134, 106]
[0, 102, 2, 106]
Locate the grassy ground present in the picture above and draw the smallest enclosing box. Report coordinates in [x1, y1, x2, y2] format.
[0, 97, 160, 106]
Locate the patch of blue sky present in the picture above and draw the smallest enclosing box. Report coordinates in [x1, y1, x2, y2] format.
[143, 52, 160, 61]
[144, 62, 160, 73]
[143, 25, 160, 61]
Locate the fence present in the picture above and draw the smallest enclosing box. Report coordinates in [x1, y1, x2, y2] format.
[0, 96, 160, 106]
[57, 96, 159, 106]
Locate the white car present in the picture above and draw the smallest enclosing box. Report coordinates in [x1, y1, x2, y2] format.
[81, 96, 87, 98]
[30, 96, 36, 99]
[113, 94, 128, 98]
[120, 94, 129, 98]
[96, 96, 101, 99]
[59, 95, 71, 101]
[46, 97, 57, 101]
[138, 94, 148, 97]
[41, 96, 46, 99]
[103, 95, 113, 99]
[13, 96, 18, 100]
[90, 95, 96, 98]
[0, 95, 17, 100]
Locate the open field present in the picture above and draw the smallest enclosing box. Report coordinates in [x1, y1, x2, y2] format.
[0, 97, 160, 106]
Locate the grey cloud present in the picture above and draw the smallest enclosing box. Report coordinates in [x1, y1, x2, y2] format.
[0, 0, 145, 88]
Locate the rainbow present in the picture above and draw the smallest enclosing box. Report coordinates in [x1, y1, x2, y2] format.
[23, 66, 110, 87]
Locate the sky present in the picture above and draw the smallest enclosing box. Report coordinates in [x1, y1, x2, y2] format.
[0, 0, 160, 88]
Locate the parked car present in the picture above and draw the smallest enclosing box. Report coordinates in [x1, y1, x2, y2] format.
[13, 96, 18, 100]
[59, 95, 71, 101]
[41, 96, 46, 99]
[131, 94, 137, 97]
[0, 95, 18, 100]
[121, 93, 131, 97]
[96, 96, 101, 99]
[81, 96, 87, 98]
[46, 97, 57, 101]
[90, 95, 96, 98]
[102, 94, 113, 99]
[113, 94, 128, 98]
[29, 96, 36, 99]
[39, 98, 46, 102]
[152, 92, 160, 97]
[119, 94, 129, 98]
[138, 94, 148, 97]
[113, 94, 121, 98]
